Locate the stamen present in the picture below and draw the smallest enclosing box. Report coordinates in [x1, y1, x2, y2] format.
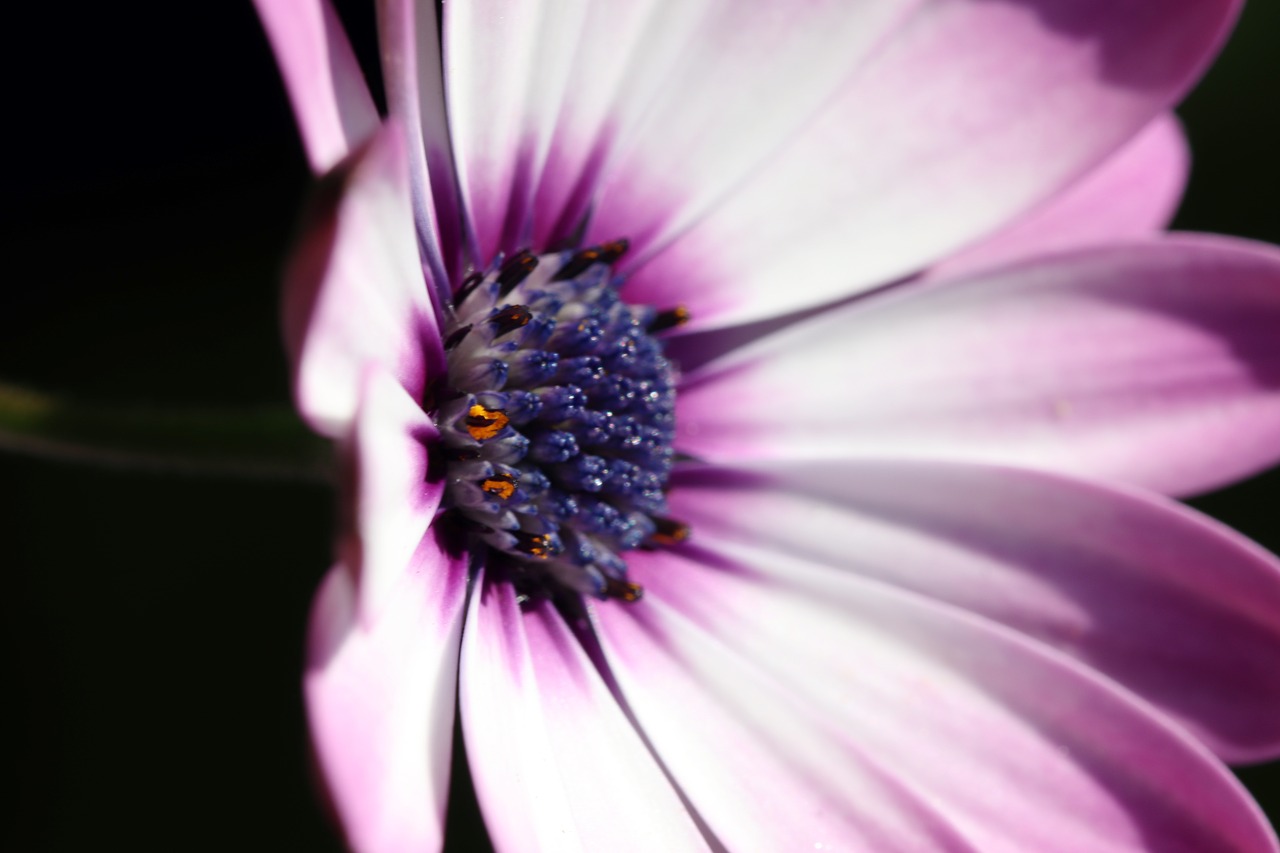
[604, 578, 644, 602]
[648, 305, 691, 334]
[481, 473, 518, 501]
[599, 238, 630, 265]
[489, 304, 533, 338]
[652, 517, 691, 545]
[454, 272, 485, 306]
[513, 531, 561, 559]
[554, 247, 602, 281]
[497, 250, 539, 296]
[465, 404, 510, 440]
[439, 242, 678, 601]
[443, 324, 473, 351]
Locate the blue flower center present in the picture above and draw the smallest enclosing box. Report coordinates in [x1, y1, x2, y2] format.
[436, 241, 688, 601]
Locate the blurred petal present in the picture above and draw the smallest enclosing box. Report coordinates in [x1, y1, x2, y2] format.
[929, 112, 1190, 280]
[608, 0, 1239, 330]
[461, 575, 708, 851]
[377, 0, 463, 291]
[678, 236, 1280, 496]
[305, 538, 468, 853]
[342, 367, 442, 627]
[597, 540, 1278, 852]
[662, 460, 1280, 762]
[254, 0, 379, 173]
[283, 124, 444, 437]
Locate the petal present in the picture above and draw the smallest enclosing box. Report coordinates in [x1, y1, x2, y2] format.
[661, 460, 1280, 762]
[928, 112, 1190, 281]
[606, 0, 1240, 330]
[305, 538, 468, 853]
[444, 0, 921, 263]
[342, 367, 442, 627]
[596, 539, 1278, 852]
[284, 124, 444, 438]
[253, 0, 379, 173]
[677, 235, 1280, 496]
[460, 574, 708, 852]
[376, 0, 464, 292]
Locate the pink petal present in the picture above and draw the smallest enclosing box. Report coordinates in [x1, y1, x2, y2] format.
[596, 540, 1278, 851]
[444, 0, 921, 264]
[662, 459, 1280, 762]
[929, 112, 1190, 281]
[305, 364, 464, 851]
[376, 0, 464, 291]
[460, 573, 708, 851]
[283, 124, 443, 438]
[678, 235, 1280, 497]
[342, 367, 442, 627]
[253, 0, 379, 173]
[305, 541, 468, 853]
[606, 0, 1240, 331]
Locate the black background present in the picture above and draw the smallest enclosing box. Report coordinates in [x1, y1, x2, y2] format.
[3, 2, 1278, 850]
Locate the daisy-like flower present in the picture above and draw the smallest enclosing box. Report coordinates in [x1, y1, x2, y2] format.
[257, 1, 1280, 850]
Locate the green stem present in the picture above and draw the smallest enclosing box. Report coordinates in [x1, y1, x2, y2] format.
[0, 382, 333, 482]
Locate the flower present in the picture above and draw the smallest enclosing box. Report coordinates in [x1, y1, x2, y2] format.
[257, 1, 1280, 850]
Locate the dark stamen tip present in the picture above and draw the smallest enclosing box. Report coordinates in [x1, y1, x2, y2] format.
[497, 250, 539, 296]
[443, 508, 494, 536]
[454, 272, 485, 305]
[444, 446, 482, 462]
[599, 238, 630, 265]
[488, 304, 533, 338]
[443, 324, 473, 350]
[604, 578, 644, 603]
[652, 517, 691, 546]
[513, 531, 561, 559]
[553, 247, 602, 281]
[647, 305, 691, 334]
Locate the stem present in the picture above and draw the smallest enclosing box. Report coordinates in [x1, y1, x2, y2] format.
[0, 382, 333, 482]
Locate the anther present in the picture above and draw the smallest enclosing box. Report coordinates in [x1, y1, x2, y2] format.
[652, 517, 691, 545]
[480, 472, 518, 501]
[488, 304, 533, 338]
[443, 324, 473, 351]
[454, 272, 485, 305]
[513, 531, 561, 559]
[465, 404, 510, 440]
[553, 247, 602, 281]
[604, 578, 644, 602]
[599, 239, 629, 265]
[497, 250, 539, 296]
[648, 305, 691, 334]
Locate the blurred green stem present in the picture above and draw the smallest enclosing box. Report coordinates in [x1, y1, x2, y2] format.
[0, 382, 332, 481]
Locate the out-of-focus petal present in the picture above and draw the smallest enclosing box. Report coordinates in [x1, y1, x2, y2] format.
[460, 574, 709, 852]
[254, 0, 379, 173]
[283, 124, 444, 438]
[444, 0, 920, 264]
[306, 540, 468, 853]
[678, 236, 1280, 497]
[342, 367, 441, 627]
[661, 460, 1280, 762]
[608, 0, 1239, 331]
[596, 540, 1279, 852]
[929, 112, 1190, 280]
[377, 0, 463, 293]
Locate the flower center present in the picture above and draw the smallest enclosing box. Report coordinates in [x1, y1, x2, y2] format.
[436, 241, 688, 602]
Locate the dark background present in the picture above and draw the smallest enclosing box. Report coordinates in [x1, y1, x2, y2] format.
[2, 2, 1277, 850]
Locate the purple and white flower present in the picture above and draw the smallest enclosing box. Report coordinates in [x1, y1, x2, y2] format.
[257, 1, 1280, 850]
